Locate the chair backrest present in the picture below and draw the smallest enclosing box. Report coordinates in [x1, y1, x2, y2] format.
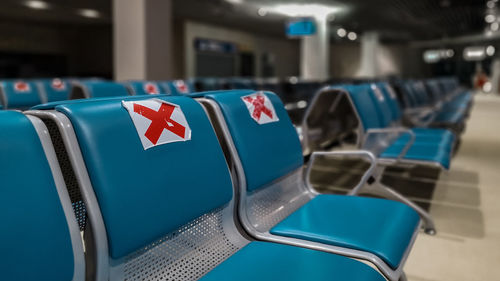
[160, 80, 195, 95]
[202, 90, 312, 234]
[70, 81, 131, 99]
[343, 84, 383, 131]
[37, 78, 72, 103]
[125, 81, 166, 95]
[366, 83, 394, 128]
[0, 80, 43, 109]
[376, 82, 402, 122]
[410, 81, 430, 106]
[0, 111, 84, 280]
[40, 95, 243, 280]
[205, 90, 304, 192]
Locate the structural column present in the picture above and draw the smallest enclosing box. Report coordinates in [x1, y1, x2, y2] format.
[113, 0, 174, 81]
[300, 17, 329, 80]
[356, 32, 379, 77]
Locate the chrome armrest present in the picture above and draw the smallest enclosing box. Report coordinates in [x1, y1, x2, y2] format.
[305, 150, 377, 196]
[363, 127, 416, 161]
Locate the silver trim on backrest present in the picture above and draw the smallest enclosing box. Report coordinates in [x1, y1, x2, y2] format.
[35, 81, 48, 104]
[27, 115, 85, 281]
[27, 107, 250, 281]
[0, 83, 9, 108]
[27, 110, 109, 281]
[70, 81, 90, 100]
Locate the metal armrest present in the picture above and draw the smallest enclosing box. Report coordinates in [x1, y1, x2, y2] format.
[363, 128, 416, 161]
[305, 150, 377, 196]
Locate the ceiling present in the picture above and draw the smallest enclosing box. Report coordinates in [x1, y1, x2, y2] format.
[0, 0, 490, 42]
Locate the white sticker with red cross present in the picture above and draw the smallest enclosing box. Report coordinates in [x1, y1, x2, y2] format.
[14, 81, 30, 93]
[143, 82, 159, 95]
[173, 80, 189, 94]
[122, 99, 191, 150]
[241, 92, 279, 125]
[51, 78, 66, 91]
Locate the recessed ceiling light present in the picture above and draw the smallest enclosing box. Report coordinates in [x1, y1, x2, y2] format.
[487, 0, 496, 8]
[266, 4, 342, 19]
[491, 22, 499, 31]
[78, 8, 100, 18]
[485, 14, 496, 23]
[257, 8, 267, 17]
[347, 31, 357, 40]
[226, 0, 243, 4]
[337, 28, 346, 37]
[24, 0, 50, 10]
[486, 45, 495, 56]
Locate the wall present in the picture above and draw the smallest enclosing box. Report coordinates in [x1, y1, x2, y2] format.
[330, 41, 409, 78]
[0, 21, 112, 78]
[184, 21, 300, 78]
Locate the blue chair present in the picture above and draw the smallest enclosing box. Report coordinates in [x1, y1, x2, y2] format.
[124, 81, 166, 95]
[69, 80, 131, 99]
[27, 96, 386, 281]
[0, 80, 43, 109]
[36, 78, 72, 103]
[200, 90, 420, 281]
[0, 111, 84, 280]
[159, 79, 195, 95]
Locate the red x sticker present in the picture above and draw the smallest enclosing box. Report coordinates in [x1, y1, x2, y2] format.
[122, 99, 192, 150]
[173, 80, 189, 94]
[51, 78, 66, 91]
[14, 81, 30, 93]
[143, 82, 159, 95]
[241, 92, 279, 124]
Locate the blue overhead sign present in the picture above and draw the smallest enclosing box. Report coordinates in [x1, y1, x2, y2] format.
[286, 18, 316, 37]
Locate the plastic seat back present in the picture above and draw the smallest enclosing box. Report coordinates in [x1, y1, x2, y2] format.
[160, 80, 195, 95]
[0, 111, 84, 280]
[37, 78, 72, 102]
[342, 84, 384, 131]
[0, 80, 42, 109]
[202, 90, 311, 233]
[366, 83, 394, 127]
[40, 96, 245, 280]
[70, 81, 131, 99]
[376, 82, 403, 122]
[124, 81, 166, 95]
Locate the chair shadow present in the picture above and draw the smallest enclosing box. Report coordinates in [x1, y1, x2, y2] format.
[308, 159, 485, 239]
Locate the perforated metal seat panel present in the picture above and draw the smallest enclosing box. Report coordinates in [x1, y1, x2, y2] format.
[246, 169, 312, 232]
[111, 207, 247, 281]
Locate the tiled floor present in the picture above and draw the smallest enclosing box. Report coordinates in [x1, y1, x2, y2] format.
[309, 94, 500, 281]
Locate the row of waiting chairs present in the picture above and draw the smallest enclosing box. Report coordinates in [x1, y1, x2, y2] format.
[300, 77, 472, 234]
[2, 88, 431, 281]
[0, 78, 195, 110]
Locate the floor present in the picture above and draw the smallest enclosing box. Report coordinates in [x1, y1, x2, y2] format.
[309, 94, 500, 281]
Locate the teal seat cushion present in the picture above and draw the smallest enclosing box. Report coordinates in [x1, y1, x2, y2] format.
[381, 142, 452, 169]
[270, 195, 420, 269]
[394, 128, 455, 149]
[200, 241, 385, 281]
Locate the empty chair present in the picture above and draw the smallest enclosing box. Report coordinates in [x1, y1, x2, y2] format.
[199, 90, 420, 281]
[0, 80, 43, 109]
[0, 111, 84, 280]
[27, 96, 386, 281]
[37, 78, 72, 103]
[70, 80, 131, 99]
[124, 81, 166, 95]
